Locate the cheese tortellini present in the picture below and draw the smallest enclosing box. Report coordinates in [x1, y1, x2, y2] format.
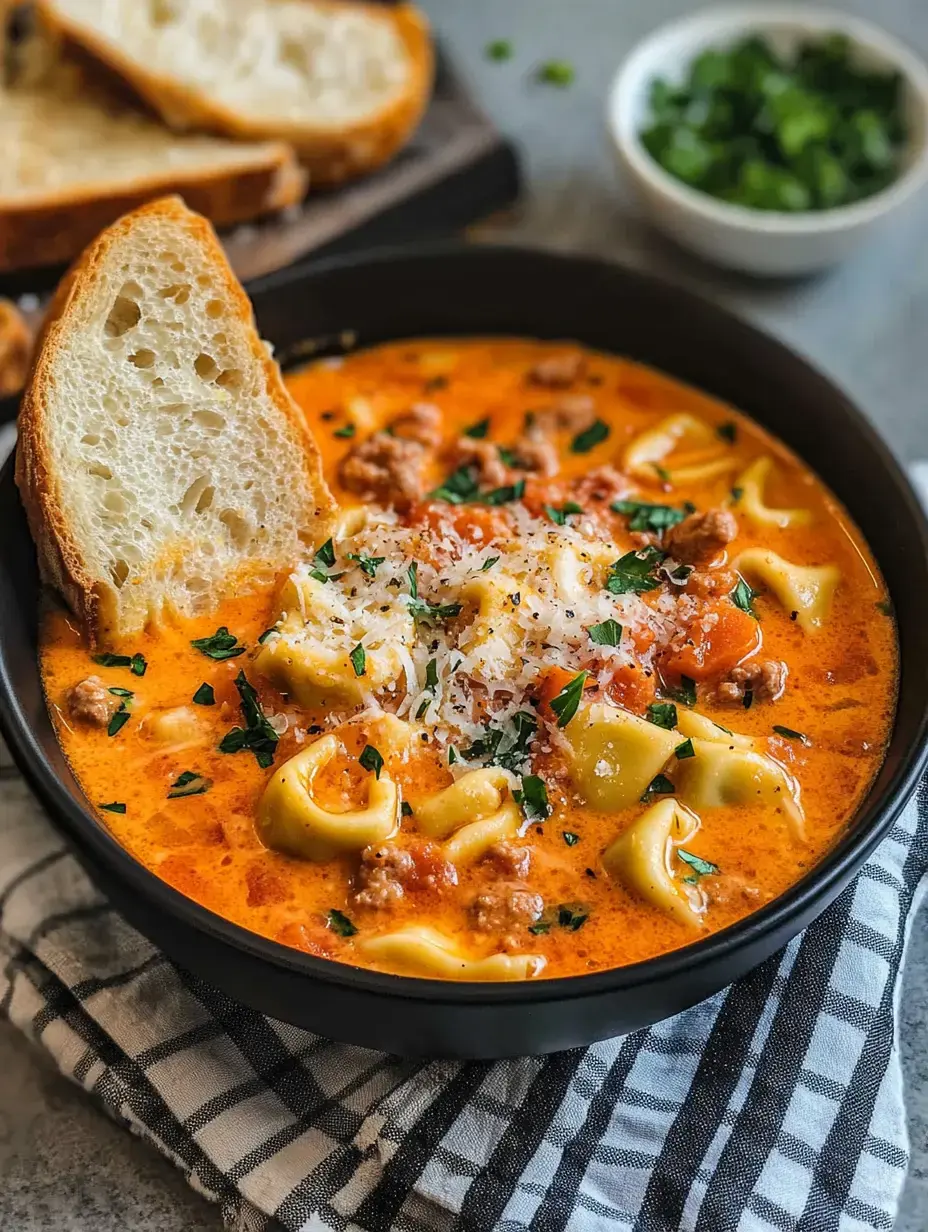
[567, 703, 679, 811]
[624, 413, 737, 486]
[603, 798, 705, 926]
[258, 734, 399, 861]
[414, 768, 513, 838]
[675, 737, 804, 837]
[674, 709, 753, 749]
[734, 549, 840, 632]
[413, 768, 522, 865]
[255, 567, 415, 705]
[736, 457, 812, 530]
[443, 801, 522, 865]
[359, 925, 546, 980]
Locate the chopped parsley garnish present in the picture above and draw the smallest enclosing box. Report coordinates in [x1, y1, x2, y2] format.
[605, 546, 665, 595]
[544, 501, 584, 526]
[730, 576, 762, 618]
[190, 627, 245, 661]
[347, 552, 385, 579]
[483, 479, 526, 506]
[218, 671, 279, 768]
[486, 38, 513, 61]
[415, 699, 430, 720]
[463, 711, 538, 773]
[642, 773, 675, 801]
[669, 563, 693, 581]
[558, 903, 588, 929]
[408, 596, 464, 624]
[514, 774, 550, 821]
[550, 670, 589, 728]
[431, 464, 481, 504]
[773, 725, 809, 744]
[350, 643, 367, 677]
[743, 690, 754, 710]
[653, 463, 671, 483]
[646, 701, 678, 729]
[665, 676, 697, 707]
[677, 848, 721, 884]
[192, 683, 215, 706]
[717, 421, 737, 444]
[401, 801, 414, 817]
[405, 561, 463, 624]
[479, 556, 500, 572]
[570, 418, 609, 453]
[315, 538, 336, 568]
[730, 486, 744, 503]
[497, 446, 521, 467]
[425, 658, 439, 690]
[359, 744, 384, 779]
[675, 738, 696, 760]
[611, 499, 692, 534]
[529, 902, 590, 935]
[538, 59, 575, 87]
[307, 568, 331, 584]
[333, 423, 356, 439]
[431, 464, 526, 507]
[107, 686, 134, 698]
[588, 618, 623, 648]
[562, 831, 580, 846]
[464, 417, 491, 438]
[327, 909, 358, 938]
[448, 745, 459, 766]
[93, 651, 147, 676]
[107, 704, 130, 738]
[168, 771, 212, 799]
[99, 801, 126, 814]
[257, 627, 276, 644]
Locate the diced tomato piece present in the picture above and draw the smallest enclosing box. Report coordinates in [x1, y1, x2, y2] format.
[536, 665, 598, 718]
[662, 601, 761, 682]
[406, 501, 511, 548]
[276, 921, 339, 960]
[602, 660, 658, 714]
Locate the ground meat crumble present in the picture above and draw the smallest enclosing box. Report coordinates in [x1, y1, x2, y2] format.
[665, 508, 738, 564]
[718, 659, 789, 704]
[66, 676, 115, 726]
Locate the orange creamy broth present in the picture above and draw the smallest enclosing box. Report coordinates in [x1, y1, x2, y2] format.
[39, 338, 898, 979]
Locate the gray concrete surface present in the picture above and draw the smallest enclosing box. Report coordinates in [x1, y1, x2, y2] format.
[1, 1, 926, 1227]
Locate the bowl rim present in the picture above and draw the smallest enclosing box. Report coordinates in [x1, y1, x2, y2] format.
[606, 2, 928, 235]
[3, 238, 928, 1009]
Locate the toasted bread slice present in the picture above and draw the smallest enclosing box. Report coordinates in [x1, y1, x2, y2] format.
[36, 0, 433, 186]
[0, 298, 31, 396]
[16, 196, 335, 645]
[0, 45, 306, 273]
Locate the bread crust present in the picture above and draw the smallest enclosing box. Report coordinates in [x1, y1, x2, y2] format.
[15, 195, 335, 646]
[0, 144, 306, 273]
[37, 1, 434, 187]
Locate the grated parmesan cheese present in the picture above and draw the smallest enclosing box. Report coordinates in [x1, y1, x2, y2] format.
[264, 506, 681, 753]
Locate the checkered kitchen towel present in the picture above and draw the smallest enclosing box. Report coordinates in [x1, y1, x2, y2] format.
[1, 415, 926, 1231]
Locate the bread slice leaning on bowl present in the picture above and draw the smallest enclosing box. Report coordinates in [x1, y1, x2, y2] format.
[36, 0, 434, 186]
[15, 195, 336, 647]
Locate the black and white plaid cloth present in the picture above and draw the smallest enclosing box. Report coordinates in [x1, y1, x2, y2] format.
[1, 417, 926, 1231]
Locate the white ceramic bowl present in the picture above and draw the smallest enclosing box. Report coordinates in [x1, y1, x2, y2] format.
[607, 4, 928, 275]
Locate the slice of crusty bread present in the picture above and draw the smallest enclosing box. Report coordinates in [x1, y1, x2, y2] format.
[0, 45, 307, 273]
[16, 196, 335, 645]
[36, 0, 434, 186]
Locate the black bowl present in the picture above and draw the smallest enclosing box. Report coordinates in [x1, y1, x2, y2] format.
[2, 244, 927, 1058]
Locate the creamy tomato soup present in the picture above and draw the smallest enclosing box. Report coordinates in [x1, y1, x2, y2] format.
[41, 339, 897, 980]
